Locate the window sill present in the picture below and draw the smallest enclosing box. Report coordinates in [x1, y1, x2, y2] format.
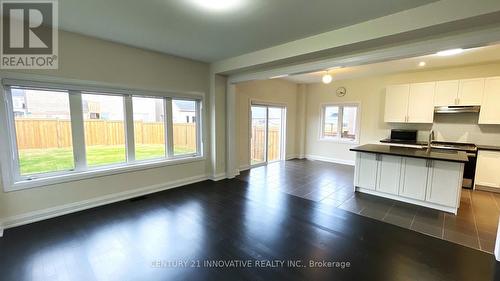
[319, 138, 360, 145]
[5, 155, 206, 192]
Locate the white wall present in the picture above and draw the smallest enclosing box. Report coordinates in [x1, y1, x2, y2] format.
[305, 62, 500, 164]
[235, 79, 300, 169]
[0, 31, 210, 227]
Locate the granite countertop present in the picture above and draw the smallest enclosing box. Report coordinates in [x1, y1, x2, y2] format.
[476, 145, 500, 152]
[350, 144, 469, 163]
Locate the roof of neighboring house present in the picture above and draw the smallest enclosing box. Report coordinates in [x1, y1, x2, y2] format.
[173, 100, 195, 112]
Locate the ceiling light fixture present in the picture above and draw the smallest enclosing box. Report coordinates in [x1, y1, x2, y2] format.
[322, 71, 333, 84]
[188, 0, 245, 12]
[418, 61, 426, 67]
[436, 48, 464, 56]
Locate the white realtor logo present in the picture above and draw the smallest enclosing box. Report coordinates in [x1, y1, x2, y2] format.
[9, 8, 49, 48]
[0, 0, 58, 69]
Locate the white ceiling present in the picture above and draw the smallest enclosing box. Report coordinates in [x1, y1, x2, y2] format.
[58, 0, 437, 62]
[282, 44, 500, 84]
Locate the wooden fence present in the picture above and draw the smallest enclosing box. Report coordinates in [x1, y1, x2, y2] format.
[251, 126, 281, 162]
[14, 119, 196, 150]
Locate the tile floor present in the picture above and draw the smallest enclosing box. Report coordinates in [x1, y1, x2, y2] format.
[237, 159, 500, 253]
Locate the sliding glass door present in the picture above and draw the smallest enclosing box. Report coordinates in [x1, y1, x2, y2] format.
[250, 105, 285, 166]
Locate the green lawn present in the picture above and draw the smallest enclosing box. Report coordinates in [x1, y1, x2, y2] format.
[19, 144, 196, 175]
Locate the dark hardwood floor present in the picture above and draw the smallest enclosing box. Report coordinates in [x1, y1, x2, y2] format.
[238, 159, 500, 253]
[1, 175, 500, 280]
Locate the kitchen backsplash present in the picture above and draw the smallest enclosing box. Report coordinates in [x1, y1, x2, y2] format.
[389, 113, 500, 145]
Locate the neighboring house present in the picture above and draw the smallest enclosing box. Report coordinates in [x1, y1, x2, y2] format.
[12, 89, 71, 119]
[11, 89, 27, 117]
[172, 100, 196, 124]
[12, 89, 179, 123]
[132, 98, 164, 122]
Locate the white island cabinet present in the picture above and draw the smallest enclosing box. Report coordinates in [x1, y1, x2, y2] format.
[353, 146, 465, 214]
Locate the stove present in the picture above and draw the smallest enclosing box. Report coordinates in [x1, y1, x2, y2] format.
[430, 141, 477, 153]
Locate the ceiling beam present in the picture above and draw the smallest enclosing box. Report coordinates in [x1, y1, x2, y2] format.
[211, 0, 500, 75]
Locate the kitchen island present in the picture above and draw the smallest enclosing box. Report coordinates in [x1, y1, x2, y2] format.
[350, 144, 469, 214]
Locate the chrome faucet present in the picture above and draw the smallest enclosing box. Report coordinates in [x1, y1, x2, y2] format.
[426, 130, 434, 153]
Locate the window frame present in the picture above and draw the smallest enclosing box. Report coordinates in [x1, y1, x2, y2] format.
[171, 98, 202, 158]
[0, 79, 205, 192]
[319, 102, 361, 144]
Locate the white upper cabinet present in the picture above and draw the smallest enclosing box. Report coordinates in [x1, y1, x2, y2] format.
[435, 79, 485, 106]
[408, 82, 435, 123]
[435, 80, 459, 106]
[458, 78, 485, 106]
[479, 77, 500, 124]
[384, 83, 434, 123]
[384, 84, 409, 123]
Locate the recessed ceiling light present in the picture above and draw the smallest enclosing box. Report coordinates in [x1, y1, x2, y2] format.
[436, 48, 464, 56]
[418, 61, 426, 67]
[188, 0, 245, 12]
[269, 74, 288, 79]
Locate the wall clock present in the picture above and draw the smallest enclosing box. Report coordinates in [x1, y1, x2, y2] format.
[336, 87, 347, 97]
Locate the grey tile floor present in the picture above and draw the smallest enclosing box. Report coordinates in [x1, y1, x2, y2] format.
[237, 159, 500, 253]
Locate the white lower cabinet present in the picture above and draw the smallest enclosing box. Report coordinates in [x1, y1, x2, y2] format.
[355, 153, 378, 190]
[399, 158, 428, 201]
[376, 155, 402, 195]
[354, 152, 463, 213]
[426, 160, 463, 207]
[475, 150, 500, 189]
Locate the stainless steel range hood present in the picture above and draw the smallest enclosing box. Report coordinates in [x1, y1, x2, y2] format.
[434, 106, 480, 114]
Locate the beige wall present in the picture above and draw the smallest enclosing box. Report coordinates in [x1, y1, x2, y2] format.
[0, 31, 210, 224]
[305, 62, 500, 164]
[235, 79, 300, 169]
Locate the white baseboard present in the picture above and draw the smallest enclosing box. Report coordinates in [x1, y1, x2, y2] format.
[495, 218, 500, 261]
[0, 174, 209, 232]
[239, 164, 250, 172]
[210, 173, 227, 181]
[286, 154, 299, 160]
[0, 227, 3, 238]
[475, 184, 500, 193]
[305, 154, 355, 166]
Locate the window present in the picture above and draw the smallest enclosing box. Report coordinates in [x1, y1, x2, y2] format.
[322, 106, 339, 138]
[11, 88, 74, 175]
[83, 93, 126, 167]
[172, 99, 198, 156]
[320, 103, 360, 142]
[132, 97, 166, 161]
[1, 82, 203, 190]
